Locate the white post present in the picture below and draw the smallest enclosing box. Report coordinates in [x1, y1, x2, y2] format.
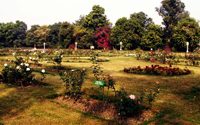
[44, 43, 45, 50]
[75, 42, 77, 50]
[186, 42, 189, 53]
[120, 42, 122, 50]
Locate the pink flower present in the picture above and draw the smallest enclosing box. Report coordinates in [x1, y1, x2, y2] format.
[124, 87, 126, 90]
[129, 94, 135, 100]
[118, 113, 120, 115]
[138, 101, 140, 104]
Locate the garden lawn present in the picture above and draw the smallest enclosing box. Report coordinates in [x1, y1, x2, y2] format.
[0, 54, 200, 124]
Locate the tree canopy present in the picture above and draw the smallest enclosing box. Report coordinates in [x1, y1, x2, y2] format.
[156, 0, 189, 44]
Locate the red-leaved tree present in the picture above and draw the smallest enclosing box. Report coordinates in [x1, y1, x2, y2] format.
[92, 26, 112, 49]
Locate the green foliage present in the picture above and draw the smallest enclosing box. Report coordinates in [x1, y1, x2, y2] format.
[156, 0, 189, 43]
[140, 24, 163, 50]
[73, 15, 85, 26]
[130, 11, 153, 29]
[59, 69, 86, 96]
[73, 26, 91, 49]
[47, 22, 62, 48]
[116, 87, 144, 117]
[34, 25, 50, 47]
[110, 13, 148, 50]
[90, 51, 103, 80]
[82, 5, 110, 31]
[172, 17, 200, 51]
[0, 20, 27, 47]
[25, 25, 40, 47]
[59, 22, 74, 48]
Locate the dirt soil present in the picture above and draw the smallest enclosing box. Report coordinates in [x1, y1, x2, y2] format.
[54, 95, 155, 125]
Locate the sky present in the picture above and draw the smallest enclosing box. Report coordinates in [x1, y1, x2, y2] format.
[1, 0, 200, 30]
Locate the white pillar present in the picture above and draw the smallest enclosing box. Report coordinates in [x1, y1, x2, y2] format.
[75, 42, 77, 50]
[120, 42, 122, 50]
[186, 42, 189, 53]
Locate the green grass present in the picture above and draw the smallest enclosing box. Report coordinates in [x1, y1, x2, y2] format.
[0, 53, 200, 124]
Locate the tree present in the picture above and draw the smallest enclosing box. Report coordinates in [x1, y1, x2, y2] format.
[73, 15, 85, 26]
[59, 22, 74, 48]
[0, 23, 7, 47]
[12, 20, 27, 47]
[47, 22, 62, 48]
[34, 25, 50, 47]
[130, 11, 153, 29]
[82, 5, 111, 47]
[92, 26, 112, 49]
[25, 25, 40, 47]
[171, 17, 200, 51]
[110, 17, 146, 50]
[156, 0, 189, 44]
[140, 24, 163, 50]
[82, 5, 110, 31]
[73, 26, 90, 49]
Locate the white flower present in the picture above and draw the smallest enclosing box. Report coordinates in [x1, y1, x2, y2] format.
[46, 61, 48, 63]
[26, 68, 30, 71]
[29, 57, 32, 59]
[83, 68, 85, 71]
[71, 69, 74, 72]
[13, 52, 16, 56]
[20, 63, 23, 66]
[56, 51, 58, 53]
[129, 94, 135, 100]
[41, 69, 45, 73]
[16, 66, 20, 69]
[61, 55, 63, 58]
[4, 63, 7, 67]
[39, 62, 41, 64]
[106, 58, 109, 60]
[34, 52, 36, 55]
[25, 63, 29, 66]
[33, 57, 35, 60]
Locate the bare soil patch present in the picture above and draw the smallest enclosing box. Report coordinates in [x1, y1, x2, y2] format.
[54, 95, 155, 125]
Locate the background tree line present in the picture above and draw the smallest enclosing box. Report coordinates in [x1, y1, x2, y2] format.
[0, 0, 200, 52]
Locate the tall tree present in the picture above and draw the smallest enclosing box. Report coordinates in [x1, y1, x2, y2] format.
[73, 26, 90, 49]
[73, 15, 85, 26]
[34, 25, 50, 47]
[172, 17, 200, 51]
[59, 22, 74, 48]
[47, 22, 62, 48]
[82, 5, 110, 31]
[25, 25, 40, 47]
[140, 24, 163, 50]
[82, 5, 111, 47]
[110, 17, 145, 50]
[156, 0, 189, 44]
[12, 20, 27, 47]
[0, 22, 15, 47]
[130, 11, 153, 29]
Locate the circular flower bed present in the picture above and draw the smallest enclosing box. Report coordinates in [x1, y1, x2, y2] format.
[124, 65, 192, 76]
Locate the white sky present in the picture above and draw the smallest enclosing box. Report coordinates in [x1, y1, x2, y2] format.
[0, 0, 200, 29]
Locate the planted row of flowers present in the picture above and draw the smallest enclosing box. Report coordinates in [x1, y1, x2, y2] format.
[124, 65, 192, 76]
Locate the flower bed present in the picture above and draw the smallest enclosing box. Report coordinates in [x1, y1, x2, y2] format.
[124, 65, 192, 76]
